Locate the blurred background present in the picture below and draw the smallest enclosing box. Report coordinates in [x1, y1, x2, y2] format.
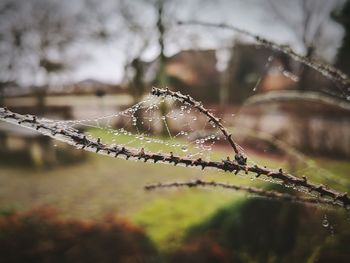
[0, 0, 349, 262]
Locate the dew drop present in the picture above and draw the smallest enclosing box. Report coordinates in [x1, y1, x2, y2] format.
[193, 117, 197, 121]
[282, 70, 299, 82]
[181, 146, 188, 152]
[322, 215, 329, 228]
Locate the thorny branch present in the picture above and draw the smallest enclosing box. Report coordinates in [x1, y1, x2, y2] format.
[145, 179, 336, 207]
[178, 20, 350, 96]
[244, 90, 350, 111]
[0, 103, 349, 210]
[151, 87, 247, 165]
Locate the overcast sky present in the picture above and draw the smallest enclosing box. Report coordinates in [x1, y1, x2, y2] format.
[0, 0, 346, 85]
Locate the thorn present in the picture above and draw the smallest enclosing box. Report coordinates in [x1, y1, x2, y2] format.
[195, 179, 202, 185]
[151, 86, 156, 95]
[138, 147, 145, 160]
[235, 153, 247, 165]
[317, 185, 324, 196]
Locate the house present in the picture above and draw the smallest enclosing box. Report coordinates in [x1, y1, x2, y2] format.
[142, 44, 311, 105]
[143, 49, 221, 104]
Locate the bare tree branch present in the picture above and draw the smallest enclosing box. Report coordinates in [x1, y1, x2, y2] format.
[177, 20, 350, 95]
[145, 179, 337, 207]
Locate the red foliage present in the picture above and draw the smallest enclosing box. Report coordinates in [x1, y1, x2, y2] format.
[0, 207, 157, 263]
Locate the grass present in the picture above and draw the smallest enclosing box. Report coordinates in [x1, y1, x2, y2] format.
[132, 190, 245, 251]
[0, 130, 349, 252]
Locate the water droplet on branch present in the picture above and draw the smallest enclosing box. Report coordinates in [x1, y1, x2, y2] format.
[322, 215, 329, 228]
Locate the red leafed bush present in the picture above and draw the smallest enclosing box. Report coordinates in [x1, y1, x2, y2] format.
[0, 207, 158, 263]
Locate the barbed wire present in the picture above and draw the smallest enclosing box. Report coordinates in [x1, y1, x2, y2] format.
[0, 90, 349, 210]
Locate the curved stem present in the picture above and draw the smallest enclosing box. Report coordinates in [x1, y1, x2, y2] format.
[151, 87, 245, 163]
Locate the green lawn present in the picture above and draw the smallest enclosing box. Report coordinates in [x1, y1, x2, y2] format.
[0, 131, 349, 252]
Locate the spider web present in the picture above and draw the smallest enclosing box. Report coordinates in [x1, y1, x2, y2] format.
[40, 92, 226, 162]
